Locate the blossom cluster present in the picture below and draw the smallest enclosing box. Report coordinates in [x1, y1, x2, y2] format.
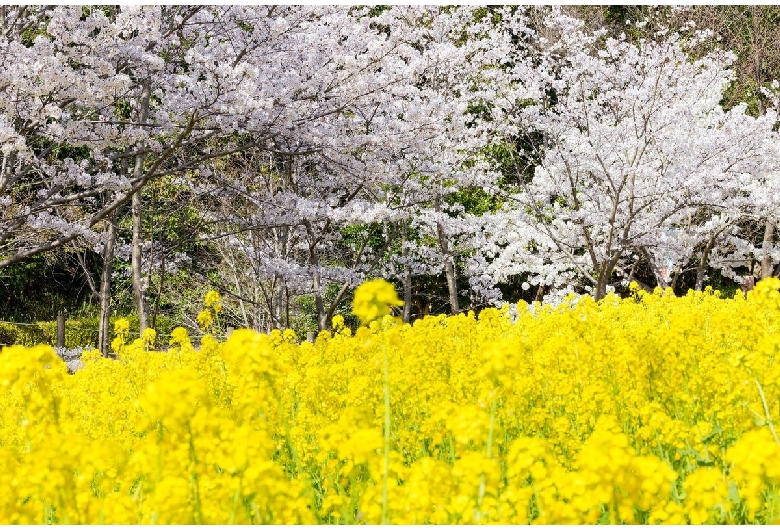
[2, 280, 780, 523]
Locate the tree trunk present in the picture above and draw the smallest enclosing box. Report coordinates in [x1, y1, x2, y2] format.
[594, 252, 623, 301]
[271, 226, 288, 329]
[131, 79, 152, 334]
[638, 247, 668, 293]
[272, 275, 285, 329]
[322, 281, 349, 328]
[695, 236, 717, 291]
[403, 265, 412, 323]
[402, 222, 412, 323]
[534, 285, 545, 302]
[434, 192, 459, 315]
[761, 219, 774, 279]
[285, 285, 291, 329]
[131, 190, 149, 333]
[98, 210, 117, 356]
[594, 273, 609, 301]
[308, 239, 326, 331]
[150, 252, 165, 332]
[303, 215, 332, 331]
[436, 221, 459, 315]
[56, 312, 65, 349]
[403, 264, 412, 323]
[312, 265, 326, 331]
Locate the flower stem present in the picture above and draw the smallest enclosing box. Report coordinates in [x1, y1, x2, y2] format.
[382, 340, 391, 524]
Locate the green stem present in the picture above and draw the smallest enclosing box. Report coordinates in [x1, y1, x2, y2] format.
[755, 378, 780, 445]
[187, 422, 204, 524]
[229, 484, 241, 525]
[476, 398, 496, 523]
[267, 373, 321, 523]
[382, 340, 391, 524]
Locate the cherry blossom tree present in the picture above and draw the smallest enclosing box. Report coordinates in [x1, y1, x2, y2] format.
[474, 13, 780, 302]
[6, 5, 780, 332]
[193, 6, 523, 328]
[0, 6, 510, 334]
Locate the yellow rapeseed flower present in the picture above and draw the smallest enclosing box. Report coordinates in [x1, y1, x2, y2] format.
[3, 280, 780, 523]
[351, 279, 403, 325]
[204, 290, 222, 311]
[197, 309, 213, 331]
[113, 317, 130, 335]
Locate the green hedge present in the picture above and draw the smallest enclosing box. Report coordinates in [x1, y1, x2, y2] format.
[0, 322, 49, 347]
[0, 314, 177, 348]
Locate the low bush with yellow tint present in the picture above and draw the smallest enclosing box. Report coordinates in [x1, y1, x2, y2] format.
[2, 279, 780, 523]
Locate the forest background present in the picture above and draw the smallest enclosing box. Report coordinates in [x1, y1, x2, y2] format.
[2, 5, 780, 353]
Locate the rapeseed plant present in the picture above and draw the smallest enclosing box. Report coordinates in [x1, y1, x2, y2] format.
[1, 280, 780, 522]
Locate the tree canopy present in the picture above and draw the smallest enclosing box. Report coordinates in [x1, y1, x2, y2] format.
[2, 6, 780, 345]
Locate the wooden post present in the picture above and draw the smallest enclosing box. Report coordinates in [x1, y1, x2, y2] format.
[306, 331, 316, 343]
[56, 312, 65, 348]
[226, 327, 234, 339]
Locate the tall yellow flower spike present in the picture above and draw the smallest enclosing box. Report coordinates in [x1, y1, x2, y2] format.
[351, 278, 403, 325]
[197, 309, 213, 332]
[204, 290, 222, 312]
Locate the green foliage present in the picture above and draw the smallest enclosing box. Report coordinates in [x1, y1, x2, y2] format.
[0, 253, 97, 321]
[700, 269, 740, 300]
[365, 5, 390, 18]
[294, 283, 360, 335]
[20, 8, 50, 48]
[339, 223, 386, 256]
[602, 6, 661, 38]
[483, 137, 541, 191]
[445, 186, 500, 216]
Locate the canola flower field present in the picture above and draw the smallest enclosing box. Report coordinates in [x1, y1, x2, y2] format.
[2, 279, 780, 524]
